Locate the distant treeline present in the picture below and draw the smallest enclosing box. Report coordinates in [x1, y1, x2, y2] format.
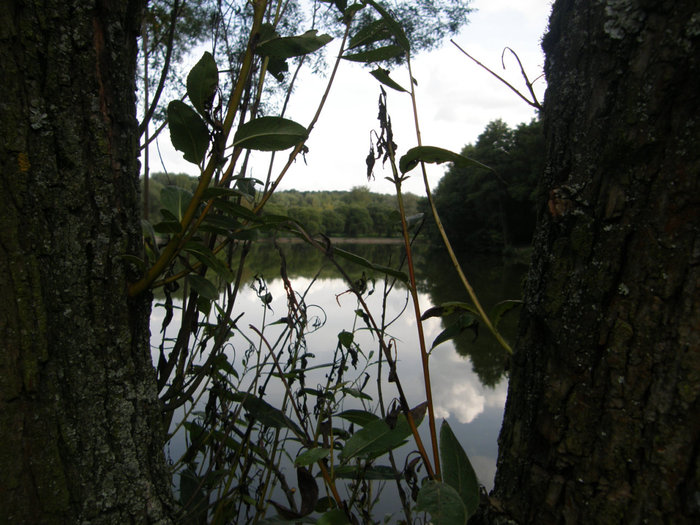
[141, 118, 543, 251]
[141, 174, 421, 238]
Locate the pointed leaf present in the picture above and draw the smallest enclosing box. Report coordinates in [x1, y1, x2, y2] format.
[399, 146, 493, 175]
[183, 241, 235, 282]
[364, 0, 410, 51]
[337, 409, 380, 427]
[332, 246, 408, 283]
[161, 186, 193, 223]
[415, 480, 467, 525]
[167, 100, 210, 165]
[332, 464, 401, 480]
[187, 274, 219, 301]
[187, 51, 218, 116]
[348, 19, 391, 50]
[490, 299, 523, 329]
[431, 313, 478, 351]
[340, 402, 426, 461]
[295, 448, 331, 466]
[258, 30, 333, 59]
[233, 116, 307, 151]
[421, 301, 480, 321]
[298, 466, 319, 516]
[343, 44, 404, 63]
[370, 67, 407, 92]
[317, 508, 351, 525]
[230, 392, 304, 437]
[440, 420, 480, 518]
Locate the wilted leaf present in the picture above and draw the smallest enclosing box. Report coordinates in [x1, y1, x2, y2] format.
[233, 116, 307, 151]
[187, 51, 218, 116]
[399, 146, 493, 175]
[167, 100, 210, 165]
[338, 330, 354, 348]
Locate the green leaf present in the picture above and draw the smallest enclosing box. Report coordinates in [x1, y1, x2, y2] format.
[490, 299, 523, 329]
[341, 387, 372, 401]
[399, 146, 493, 175]
[167, 100, 210, 165]
[340, 402, 426, 461]
[161, 186, 193, 222]
[430, 313, 478, 351]
[337, 409, 381, 427]
[230, 392, 304, 437]
[332, 246, 408, 283]
[348, 19, 391, 50]
[295, 447, 330, 466]
[183, 241, 234, 282]
[440, 420, 480, 519]
[152, 220, 181, 234]
[364, 0, 410, 51]
[369, 67, 407, 92]
[332, 465, 401, 480]
[421, 301, 480, 321]
[338, 330, 354, 348]
[343, 44, 404, 63]
[233, 116, 307, 151]
[187, 51, 218, 116]
[415, 481, 468, 525]
[187, 274, 219, 301]
[179, 467, 209, 522]
[258, 30, 332, 59]
[317, 508, 351, 525]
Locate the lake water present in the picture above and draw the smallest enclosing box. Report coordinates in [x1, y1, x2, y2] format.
[150, 241, 526, 519]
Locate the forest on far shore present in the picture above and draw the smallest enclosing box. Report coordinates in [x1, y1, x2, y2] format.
[143, 118, 543, 252]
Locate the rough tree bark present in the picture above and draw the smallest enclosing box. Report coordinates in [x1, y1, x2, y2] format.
[0, 1, 173, 522]
[481, 1, 700, 523]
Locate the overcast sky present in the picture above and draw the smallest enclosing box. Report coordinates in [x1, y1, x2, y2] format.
[149, 0, 553, 196]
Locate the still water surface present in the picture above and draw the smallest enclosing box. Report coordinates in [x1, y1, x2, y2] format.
[150, 242, 526, 513]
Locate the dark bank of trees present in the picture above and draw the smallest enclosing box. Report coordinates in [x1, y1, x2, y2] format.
[426, 118, 544, 254]
[145, 174, 421, 237]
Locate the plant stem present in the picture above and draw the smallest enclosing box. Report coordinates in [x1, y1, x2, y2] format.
[405, 55, 513, 354]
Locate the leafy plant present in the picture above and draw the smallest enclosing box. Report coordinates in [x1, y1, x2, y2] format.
[131, 1, 532, 522]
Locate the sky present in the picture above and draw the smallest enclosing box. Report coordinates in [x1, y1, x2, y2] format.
[148, 0, 553, 196]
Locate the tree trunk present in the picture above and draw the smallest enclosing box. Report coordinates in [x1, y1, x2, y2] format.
[0, 1, 173, 522]
[487, 1, 700, 523]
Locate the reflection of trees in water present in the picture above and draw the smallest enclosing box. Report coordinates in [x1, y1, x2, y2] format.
[159, 239, 524, 387]
[244, 241, 408, 284]
[416, 247, 527, 387]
